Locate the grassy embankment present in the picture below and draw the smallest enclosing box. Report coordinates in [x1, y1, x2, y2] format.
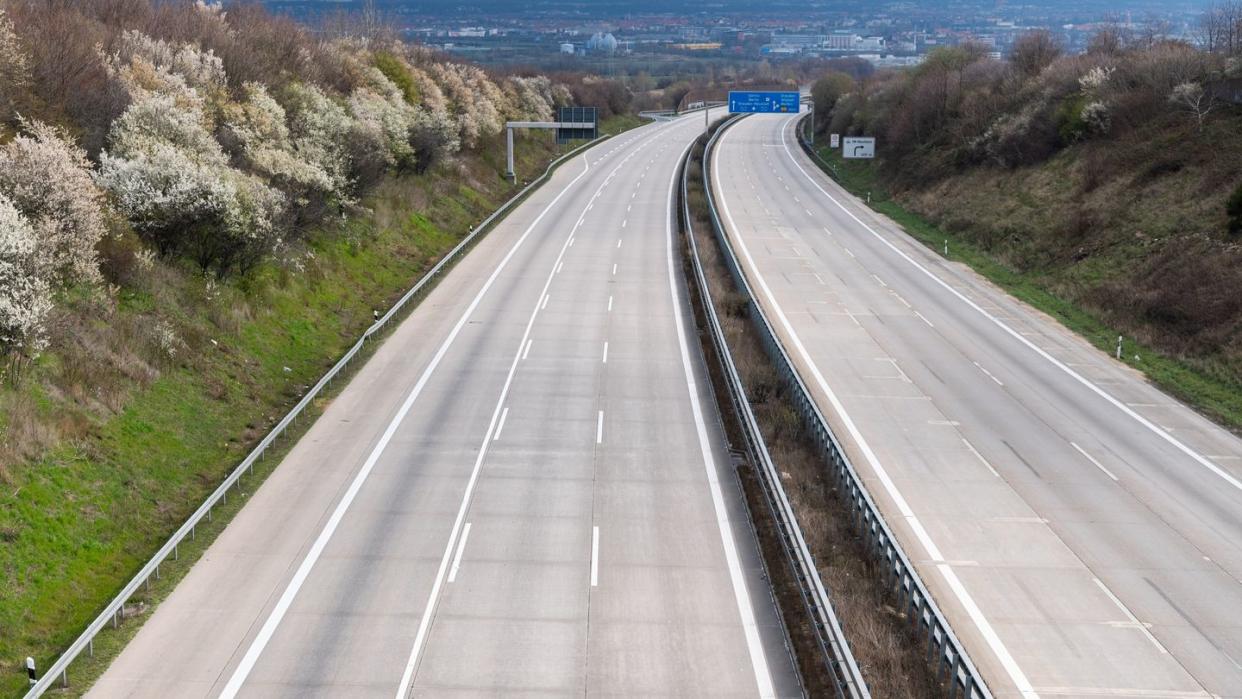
[804, 130, 1242, 431]
[0, 114, 641, 697]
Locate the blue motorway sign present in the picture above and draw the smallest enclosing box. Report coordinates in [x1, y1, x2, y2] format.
[728, 91, 801, 114]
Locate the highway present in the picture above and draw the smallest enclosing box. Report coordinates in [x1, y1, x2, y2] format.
[89, 111, 800, 698]
[711, 112, 1242, 699]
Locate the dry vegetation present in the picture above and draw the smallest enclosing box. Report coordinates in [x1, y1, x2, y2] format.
[682, 131, 940, 697]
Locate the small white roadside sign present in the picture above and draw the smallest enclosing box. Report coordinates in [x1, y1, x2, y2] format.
[843, 137, 875, 159]
[830, 133, 840, 148]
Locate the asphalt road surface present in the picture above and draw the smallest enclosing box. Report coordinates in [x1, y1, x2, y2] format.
[712, 111, 1242, 699]
[90, 111, 801, 698]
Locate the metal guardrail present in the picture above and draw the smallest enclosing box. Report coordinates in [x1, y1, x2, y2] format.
[23, 132, 613, 698]
[680, 117, 869, 699]
[701, 115, 993, 699]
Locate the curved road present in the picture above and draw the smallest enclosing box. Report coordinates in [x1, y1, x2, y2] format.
[712, 112, 1242, 699]
[90, 111, 800, 698]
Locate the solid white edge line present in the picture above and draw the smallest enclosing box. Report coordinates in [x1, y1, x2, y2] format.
[393, 125, 675, 699]
[670, 137, 777, 698]
[590, 525, 600, 587]
[447, 522, 472, 583]
[717, 119, 1036, 698]
[218, 149, 599, 699]
[777, 116, 1242, 496]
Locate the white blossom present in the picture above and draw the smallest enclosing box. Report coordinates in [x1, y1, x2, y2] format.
[97, 92, 286, 269]
[0, 119, 107, 285]
[0, 7, 29, 90]
[0, 194, 51, 357]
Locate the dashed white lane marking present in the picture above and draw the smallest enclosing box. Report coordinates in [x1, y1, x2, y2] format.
[612, 263, 618, 276]
[447, 522, 472, 583]
[596, 410, 604, 444]
[493, 407, 510, 441]
[843, 247, 856, 258]
[617, 238, 623, 248]
[915, 311, 935, 327]
[541, 294, 550, 310]
[602, 341, 609, 364]
[973, 361, 1004, 386]
[590, 526, 600, 587]
[556, 261, 564, 275]
[1072, 442, 1119, 481]
[871, 274, 888, 288]
[569, 237, 575, 247]
[522, 339, 532, 360]
[607, 295, 613, 312]
[219, 145, 605, 699]
[1094, 577, 1168, 653]
[963, 438, 1000, 477]
[622, 219, 627, 229]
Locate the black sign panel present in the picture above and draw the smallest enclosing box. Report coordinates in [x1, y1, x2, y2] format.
[556, 106, 597, 144]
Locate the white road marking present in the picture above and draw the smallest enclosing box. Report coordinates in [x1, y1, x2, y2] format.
[1071, 442, 1119, 481]
[777, 116, 1242, 499]
[813, 273, 825, 285]
[392, 131, 671, 699]
[607, 295, 613, 312]
[667, 139, 776, 698]
[556, 261, 564, 275]
[716, 124, 1029, 698]
[617, 238, 623, 248]
[569, 237, 575, 247]
[590, 525, 600, 587]
[447, 522, 472, 583]
[218, 148, 601, 699]
[871, 274, 888, 288]
[893, 292, 912, 308]
[522, 339, 532, 360]
[612, 263, 618, 275]
[493, 407, 509, 441]
[602, 341, 609, 364]
[596, 410, 604, 444]
[963, 438, 1000, 477]
[622, 219, 627, 229]
[1094, 577, 1167, 653]
[843, 247, 856, 258]
[973, 361, 1005, 386]
[915, 311, 935, 327]
[541, 294, 550, 310]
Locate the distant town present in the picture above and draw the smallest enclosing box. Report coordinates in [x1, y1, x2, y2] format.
[266, 0, 1210, 70]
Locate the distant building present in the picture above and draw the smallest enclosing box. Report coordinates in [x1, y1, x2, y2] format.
[586, 32, 618, 54]
[559, 42, 575, 55]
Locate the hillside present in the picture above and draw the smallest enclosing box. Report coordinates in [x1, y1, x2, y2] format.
[811, 33, 1242, 426]
[0, 0, 640, 691]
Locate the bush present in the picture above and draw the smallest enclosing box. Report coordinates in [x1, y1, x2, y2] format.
[1228, 182, 1242, 236]
[97, 92, 286, 275]
[0, 194, 51, 361]
[0, 119, 108, 285]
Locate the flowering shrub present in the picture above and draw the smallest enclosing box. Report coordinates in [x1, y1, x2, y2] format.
[0, 119, 107, 285]
[97, 92, 286, 273]
[281, 82, 356, 206]
[0, 8, 28, 118]
[0, 194, 51, 359]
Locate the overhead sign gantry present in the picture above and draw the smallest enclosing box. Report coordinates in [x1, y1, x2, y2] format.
[505, 106, 598, 182]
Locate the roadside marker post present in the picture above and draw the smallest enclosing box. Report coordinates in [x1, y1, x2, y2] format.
[26, 657, 36, 686]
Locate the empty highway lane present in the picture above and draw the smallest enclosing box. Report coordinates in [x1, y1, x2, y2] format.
[712, 112, 1242, 699]
[90, 112, 799, 698]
